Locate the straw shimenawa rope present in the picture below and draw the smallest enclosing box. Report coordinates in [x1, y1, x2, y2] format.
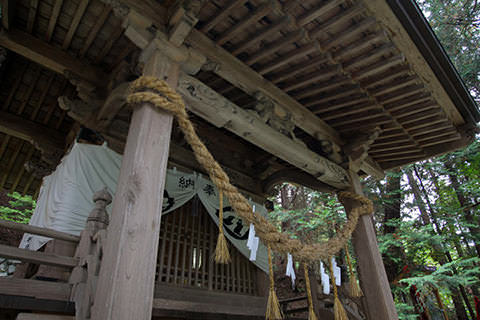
[329, 258, 349, 320]
[215, 191, 231, 263]
[266, 245, 282, 319]
[127, 76, 373, 262]
[303, 263, 318, 320]
[344, 244, 363, 298]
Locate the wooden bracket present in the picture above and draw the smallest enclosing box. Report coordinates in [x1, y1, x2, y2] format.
[345, 127, 382, 173]
[168, 0, 205, 47]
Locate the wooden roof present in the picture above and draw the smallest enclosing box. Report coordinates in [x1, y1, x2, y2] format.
[189, 0, 478, 168]
[0, 0, 477, 196]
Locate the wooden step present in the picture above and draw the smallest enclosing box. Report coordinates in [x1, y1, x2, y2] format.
[16, 314, 74, 320]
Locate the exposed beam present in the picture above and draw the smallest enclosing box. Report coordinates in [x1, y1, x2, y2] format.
[0, 28, 108, 86]
[186, 29, 343, 146]
[177, 73, 349, 189]
[0, 110, 65, 153]
[62, 0, 89, 50]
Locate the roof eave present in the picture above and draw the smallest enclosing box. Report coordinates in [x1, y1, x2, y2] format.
[387, 0, 480, 125]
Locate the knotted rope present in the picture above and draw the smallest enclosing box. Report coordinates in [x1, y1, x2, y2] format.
[127, 76, 373, 262]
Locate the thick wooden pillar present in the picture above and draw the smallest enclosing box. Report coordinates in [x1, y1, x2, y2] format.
[346, 171, 399, 320]
[91, 49, 179, 320]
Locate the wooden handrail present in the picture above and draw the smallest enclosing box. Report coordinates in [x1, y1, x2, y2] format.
[0, 244, 78, 268]
[0, 219, 80, 243]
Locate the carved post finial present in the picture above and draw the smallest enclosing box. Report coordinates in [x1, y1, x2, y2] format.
[87, 188, 112, 231]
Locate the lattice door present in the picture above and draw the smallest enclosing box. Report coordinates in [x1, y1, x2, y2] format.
[156, 197, 258, 295]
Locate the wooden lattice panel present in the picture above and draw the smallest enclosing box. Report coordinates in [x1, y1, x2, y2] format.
[156, 198, 259, 295]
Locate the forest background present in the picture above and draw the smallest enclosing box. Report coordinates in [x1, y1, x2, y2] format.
[0, 0, 478, 319]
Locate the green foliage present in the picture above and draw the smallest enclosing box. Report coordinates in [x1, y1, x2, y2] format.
[0, 192, 36, 224]
[400, 258, 480, 289]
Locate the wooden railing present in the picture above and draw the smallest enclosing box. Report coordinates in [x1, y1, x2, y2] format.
[0, 220, 80, 270]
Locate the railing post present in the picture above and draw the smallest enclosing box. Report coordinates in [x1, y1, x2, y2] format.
[69, 188, 112, 320]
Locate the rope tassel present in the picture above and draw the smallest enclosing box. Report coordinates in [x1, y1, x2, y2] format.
[266, 245, 282, 320]
[215, 192, 231, 264]
[345, 245, 363, 298]
[303, 263, 318, 320]
[329, 258, 349, 320]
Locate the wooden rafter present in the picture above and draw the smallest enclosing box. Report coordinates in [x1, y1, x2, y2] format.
[63, 0, 90, 50]
[46, 0, 64, 42]
[1, 0, 15, 30]
[0, 29, 108, 86]
[26, 0, 39, 33]
[95, 21, 124, 64]
[80, 4, 112, 57]
[200, 0, 248, 33]
[216, 1, 272, 46]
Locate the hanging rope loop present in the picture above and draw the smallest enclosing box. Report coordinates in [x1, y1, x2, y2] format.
[127, 76, 374, 263]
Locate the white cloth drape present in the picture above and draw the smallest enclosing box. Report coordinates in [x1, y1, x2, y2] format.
[20, 142, 268, 272]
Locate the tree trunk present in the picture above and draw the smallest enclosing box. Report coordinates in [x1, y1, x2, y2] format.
[416, 165, 472, 320]
[382, 169, 403, 283]
[444, 160, 480, 257]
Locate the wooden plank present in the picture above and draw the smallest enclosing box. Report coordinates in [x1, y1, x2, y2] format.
[158, 213, 168, 283]
[166, 208, 176, 283]
[245, 30, 304, 66]
[0, 219, 78, 242]
[0, 142, 23, 189]
[257, 43, 318, 75]
[0, 110, 64, 152]
[346, 171, 399, 320]
[194, 206, 202, 285]
[10, 146, 34, 192]
[1, 0, 15, 30]
[270, 54, 333, 85]
[201, 208, 208, 287]
[173, 208, 184, 284]
[231, 16, 289, 55]
[16, 314, 74, 320]
[176, 73, 349, 188]
[216, 1, 272, 46]
[180, 209, 190, 286]
[95, 21, 124, 63]
[297, 0, 343, 27]
[200, 0, 248, 33]
[0, 28, 107, 86]
[322, 17, 377, 50]
[26, 0, 39, 33]
[46, 0, 63, 42]
[0, 244, 77, 267]
[62, 0, 89, 50]
[79, 4, 111, 57]
[0, 278, 71, 301]
[186, 29, 342, 146]
[207, 220, 214, 290]
[91, 49, 179, 320]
